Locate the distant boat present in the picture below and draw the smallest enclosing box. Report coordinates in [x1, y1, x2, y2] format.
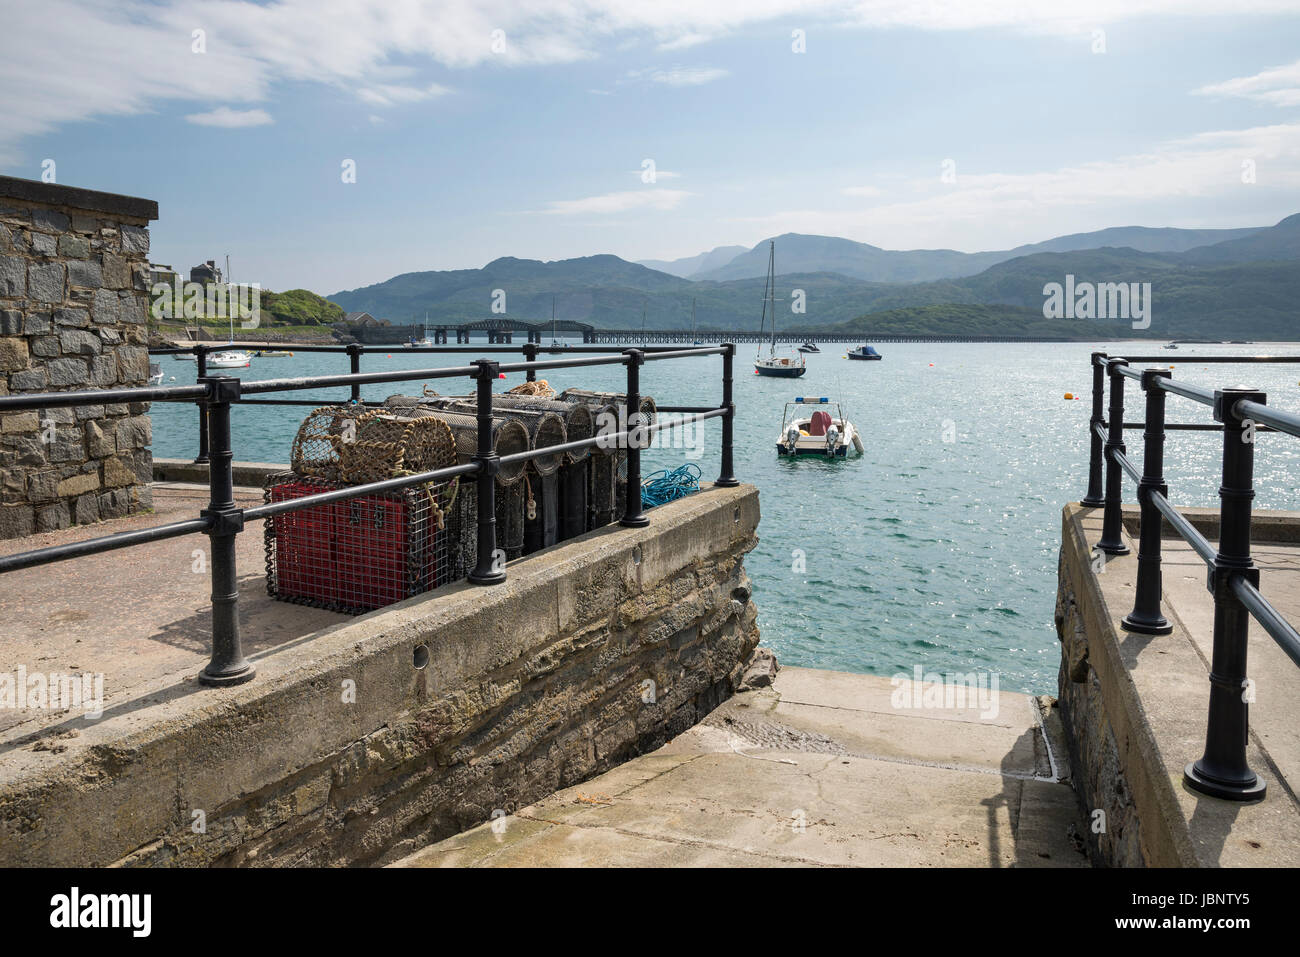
[754, 241, 807, 378]
[1163, 342, 1179, 350]
[207, 350, 251, 369]
[847, 345, 882, 361]
[253, 350, 293, 357]
[691, 298, 703, 346]
[798, 342, 819, 354]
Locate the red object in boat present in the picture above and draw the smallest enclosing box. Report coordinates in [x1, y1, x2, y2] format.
[808, 410, 832, 436]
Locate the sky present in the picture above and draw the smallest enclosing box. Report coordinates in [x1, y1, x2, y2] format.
[3, 0, 1300, 294]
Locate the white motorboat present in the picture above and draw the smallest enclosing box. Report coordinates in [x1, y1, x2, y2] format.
[207, 350, 252, 369]
[776, 397, 863, 458]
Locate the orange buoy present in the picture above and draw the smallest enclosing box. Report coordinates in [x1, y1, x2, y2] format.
[1064, 392, 1074, 400]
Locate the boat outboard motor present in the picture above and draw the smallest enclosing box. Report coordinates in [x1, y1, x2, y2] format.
[785, 425, 800, 453]
[825, 424, 841, 455]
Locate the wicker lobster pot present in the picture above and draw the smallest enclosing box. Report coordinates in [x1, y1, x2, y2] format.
[334, 409, 460, 485]
[289, 405, 375, 483]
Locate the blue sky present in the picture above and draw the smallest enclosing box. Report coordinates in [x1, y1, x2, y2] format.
[3, 1, 1300, 294]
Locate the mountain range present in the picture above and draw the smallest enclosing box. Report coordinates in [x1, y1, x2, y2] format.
[328, 215, 1300, 340]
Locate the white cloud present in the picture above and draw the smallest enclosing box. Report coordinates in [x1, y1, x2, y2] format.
[185, 107, 273, 127]
[540, 189, 691, 215]
[649, 67, 729, 86]
[729, 123, 1300, 245]
[356, 82, 451, 107]
[1, 0, 1297, 159]
[1194, 60, 1300, 107]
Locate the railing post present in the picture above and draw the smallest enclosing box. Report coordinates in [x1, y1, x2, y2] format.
[468, 359, 506, 585]
[346, 343, 363, 404]
[1184, 386, 1267, 801]
[620, 349, 649, 527]
[1097, 359, 1130, 555]
[524, 342, 537, 382]
[1122, 368, 1173, 634]
[197, 375, 255, 687]
[194, 345, 210, 464]
[716, 342, 739, 488]
[1082, 352, 1106, 506]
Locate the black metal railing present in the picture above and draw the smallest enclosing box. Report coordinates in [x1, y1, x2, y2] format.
[1084, 351, 1300, 802]
[1, 344, 740, 687]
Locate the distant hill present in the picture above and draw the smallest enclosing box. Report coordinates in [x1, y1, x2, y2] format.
[1180, 214, 1300, 265]
[809, 303, 1108, 340]
[637, 245, 747, 278]
[328, 215, 1300, 340]
[691, 225, 1267, 283]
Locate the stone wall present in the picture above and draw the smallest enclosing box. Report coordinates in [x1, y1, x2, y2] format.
[0, 176, 158, 539]
[0, 483, 762, 867]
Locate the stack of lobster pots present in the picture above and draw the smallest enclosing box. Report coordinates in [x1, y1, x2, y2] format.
[265, 384, 660, 615]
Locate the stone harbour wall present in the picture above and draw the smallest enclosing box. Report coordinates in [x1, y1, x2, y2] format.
[0, 483, 762, 867]
[0, 176, 159, 540]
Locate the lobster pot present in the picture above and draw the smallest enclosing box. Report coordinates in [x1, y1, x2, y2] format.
[491, 395, 594, 463]
[558, 459, 588, 541]
[263, 471, 458, 614]
[589, 453, 618, 530]
[557, 389, 656, 459]
[420, 410, 531, 487]
[523, 470, 560, 555]
[449, 479, 478, 581]
[335, 409, 458, 486]
[431, 400, 568, 477]
[495, 481, 526, 561]
[290, 405, 373, 483]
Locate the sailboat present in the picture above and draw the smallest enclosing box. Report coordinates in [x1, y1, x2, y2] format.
[691, 298, 702, 346]
[406, 312, 433, 347]
[550, 296, 562, 348]
[754, 241, 806, 378]
[208, 261, 253, 369]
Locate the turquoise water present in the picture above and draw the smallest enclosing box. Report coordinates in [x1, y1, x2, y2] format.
[151, 341, 1300, 694]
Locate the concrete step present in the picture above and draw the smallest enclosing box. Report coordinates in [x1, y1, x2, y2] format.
[393, 667, 1089, 868]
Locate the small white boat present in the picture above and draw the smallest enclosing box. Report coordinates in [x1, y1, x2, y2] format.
[776, 397, 864, 458]
[173, 352, 196, 361]
[207, 350, 252, 369]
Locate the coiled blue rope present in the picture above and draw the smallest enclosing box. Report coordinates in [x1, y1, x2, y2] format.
[640, 463, 702, 507]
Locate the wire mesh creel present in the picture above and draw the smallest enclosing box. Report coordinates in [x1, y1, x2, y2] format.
[557, 388, 656, 456]
[423, 397, 568, 476]
[490, 394, 595, 463]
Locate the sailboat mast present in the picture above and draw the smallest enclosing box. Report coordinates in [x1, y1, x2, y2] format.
[768, 241, 777, 356]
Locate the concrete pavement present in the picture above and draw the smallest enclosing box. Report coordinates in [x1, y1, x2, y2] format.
[392, 666, 1090, 867]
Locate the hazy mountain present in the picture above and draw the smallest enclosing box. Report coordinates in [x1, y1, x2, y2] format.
[637, 245, 747, 278]
[692, 225, 1268, 283]
[1179, 214, 1300, 265]
[328, 216, 1300, 340]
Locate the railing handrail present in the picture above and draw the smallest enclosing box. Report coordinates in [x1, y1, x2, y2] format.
[1086, 351, 1300, 803]
[0, 343, 743, 688]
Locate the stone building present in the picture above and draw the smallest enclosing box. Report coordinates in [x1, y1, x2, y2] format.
[0, 176, 158, 540]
